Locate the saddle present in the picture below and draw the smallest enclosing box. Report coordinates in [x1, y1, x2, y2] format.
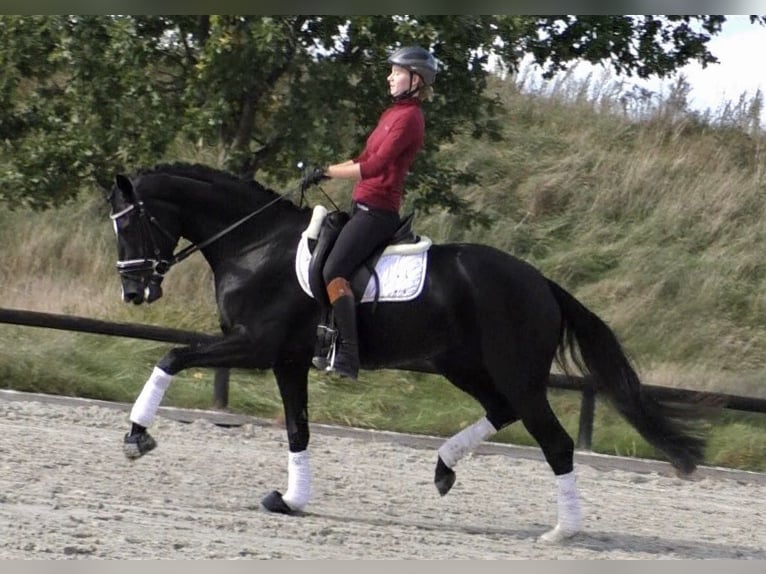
[306, 208, 420, 308]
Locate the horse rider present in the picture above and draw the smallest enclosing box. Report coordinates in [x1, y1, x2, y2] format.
[301, 45, 438, 380]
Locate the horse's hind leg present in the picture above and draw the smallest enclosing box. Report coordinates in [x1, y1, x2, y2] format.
[515, 386, 582, 542]
[432, 356, 520, 496]
[481, 317, 582, 542]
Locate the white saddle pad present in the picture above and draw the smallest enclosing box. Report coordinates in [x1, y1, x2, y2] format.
[294, 206, 431, 303]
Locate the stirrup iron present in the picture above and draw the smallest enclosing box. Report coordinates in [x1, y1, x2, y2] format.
[312, 323, 337, 371]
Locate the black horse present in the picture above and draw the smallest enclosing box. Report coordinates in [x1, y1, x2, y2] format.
[107, 162, 705, 542]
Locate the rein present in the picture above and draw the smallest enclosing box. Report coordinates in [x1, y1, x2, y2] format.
[168, 193, 287, 268]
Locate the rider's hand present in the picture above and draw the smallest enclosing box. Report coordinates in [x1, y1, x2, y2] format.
[300, 166, 328, 191]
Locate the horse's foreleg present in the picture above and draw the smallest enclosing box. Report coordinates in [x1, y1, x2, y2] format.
[261, 362, 312, 515]
[123, 334, 257, 460]
[123, 366, 172, 458]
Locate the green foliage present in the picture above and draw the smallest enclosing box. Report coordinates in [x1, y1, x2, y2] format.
[521, 16, 728, 79]
[1, 15, 754, 221]
[0, 16, 186, 207]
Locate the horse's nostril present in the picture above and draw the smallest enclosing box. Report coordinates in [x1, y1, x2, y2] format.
[123, 289, 144, 305]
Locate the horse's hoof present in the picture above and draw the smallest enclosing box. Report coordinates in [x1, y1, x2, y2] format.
[123, 431, 157, 460]
[538, 524, 581, 543]
[260, 490, 295, 515]
[434, 456, 456, 496]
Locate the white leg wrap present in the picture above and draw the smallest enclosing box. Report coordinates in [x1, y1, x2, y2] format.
[282, 450, 312, 511]
[129, 366, 173, 427]
[540, 470, 583, 543]
[437, 416, 497, 469]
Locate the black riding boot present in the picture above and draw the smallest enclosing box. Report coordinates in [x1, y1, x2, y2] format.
[327, 279, 359, 380]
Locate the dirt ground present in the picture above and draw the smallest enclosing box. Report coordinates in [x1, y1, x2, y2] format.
[0, 392, 764, 559]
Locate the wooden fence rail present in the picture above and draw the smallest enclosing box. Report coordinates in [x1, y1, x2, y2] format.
[2, 307, 765, 449]
[0, 307, 230, 409]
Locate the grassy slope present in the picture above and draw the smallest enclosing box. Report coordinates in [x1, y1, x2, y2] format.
[1, 74, 765, 471]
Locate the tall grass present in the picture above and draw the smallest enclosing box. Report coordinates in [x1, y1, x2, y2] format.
[2, 70, 766, 472]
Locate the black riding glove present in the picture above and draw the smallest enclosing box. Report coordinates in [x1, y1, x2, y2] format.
[300, 166, 328, 191]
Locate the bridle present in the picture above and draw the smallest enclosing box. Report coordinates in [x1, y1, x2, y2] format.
[110, 187, 288, 287]
[110, 198, 177, 290]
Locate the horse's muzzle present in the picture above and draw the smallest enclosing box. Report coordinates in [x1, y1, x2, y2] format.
[121, 277, 163, 305]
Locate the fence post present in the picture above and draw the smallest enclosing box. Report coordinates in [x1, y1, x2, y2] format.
[213, 368, 230, 409]
[576, 384, 595, 451]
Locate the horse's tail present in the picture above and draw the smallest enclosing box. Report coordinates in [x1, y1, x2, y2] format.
[546, 279, 706, 475]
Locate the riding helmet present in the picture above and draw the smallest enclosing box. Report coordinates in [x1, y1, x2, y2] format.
[387, 46, 438, 86]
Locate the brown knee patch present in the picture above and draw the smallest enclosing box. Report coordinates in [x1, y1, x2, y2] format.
[326, 277, 352, 303]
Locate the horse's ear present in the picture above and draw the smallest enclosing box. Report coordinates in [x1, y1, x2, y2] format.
[115, 174, 133, 196]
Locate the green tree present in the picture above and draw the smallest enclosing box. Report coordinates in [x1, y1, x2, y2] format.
[1, 15, 761, 219]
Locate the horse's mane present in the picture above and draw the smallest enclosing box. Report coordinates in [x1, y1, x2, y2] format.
[137, 162, 284, 202]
